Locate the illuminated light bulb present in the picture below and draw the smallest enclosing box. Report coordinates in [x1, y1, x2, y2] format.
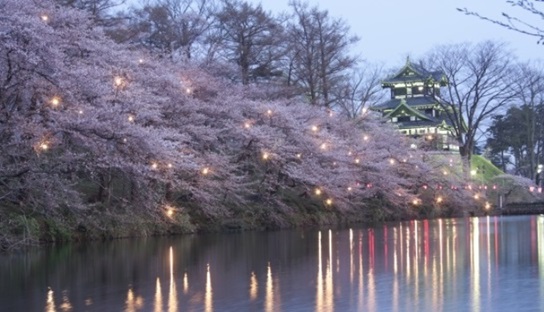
[151, 162, 158, 169]
[412, 199, 420, 206]
[325, 198, 333, 205]
[530, 186, 535, 192]
[332, 161, 337, 166]
[185, 88, 191, 94]
[296, 153, 302, 159]
[166, 207, 174, 217]
[202, 167, 209, 175]
[355, 158, 360, 164]
[267, 109, 272, 115]
[474, 194, 480, 200]
[244, 122, 251, 129]
[485, 202, 491, 210]
[402, 159, 407, 163]
[122, 138, 127, 143]
[436, 196, 443, 203]
[470, 169, 477, 176]
[443, 171, 448, 175]
[362, 107, 368, 114]
[320, 143, 327, 150]
[41, 14, 49, 21]
[493, 185, 497, 190]
[423, 185, 428, 190]
[427, 135, 433, 140]
[347, 186, 352, 191]
[40, 143, 49, 150]
[167, 163, 173, 168]
[348, 151, 352, 156]
[128, 115, 134, 122]
[363, 135, 369, 141]
[50, 96, 60, 107]
[311, 125, 318, 132]
[138, 58, 144, 64]
[78, 110, 83, 115]
[315, 188, 322, 196]
[389, 159, 395, 165]
[114, 76, 124, 87]
[262, 152, 269, 160]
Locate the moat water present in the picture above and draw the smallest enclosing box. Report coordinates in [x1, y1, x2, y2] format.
[1, 215, 544, 311]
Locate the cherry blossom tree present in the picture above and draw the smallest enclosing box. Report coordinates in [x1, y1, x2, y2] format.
[0, 0, 482, 249]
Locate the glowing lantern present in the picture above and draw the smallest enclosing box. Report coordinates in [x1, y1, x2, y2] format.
[311, 125, 318, 132]
[436, 196, 443, 204]
[202, 167, 209, 175]
[325, 198, 333, 206]
[262, 152, 269, 160]
[50, 96, 60, 107]
[41, 15, 48, 21]
[315, 188, 322, 196]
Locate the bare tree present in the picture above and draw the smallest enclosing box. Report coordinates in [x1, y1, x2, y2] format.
[55, 0, 125, 25]
[121, 0, 217, 61]
[286, 0, 359, 107]
[425, 41, 519, 175]
[458, 1, 544, 44]
[214, 0, 283, 85]
[332, 63, 387, 118]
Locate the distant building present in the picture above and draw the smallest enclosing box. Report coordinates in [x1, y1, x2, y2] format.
[373, 58, 459, 151]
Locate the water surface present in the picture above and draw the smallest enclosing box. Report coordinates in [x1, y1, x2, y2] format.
[1, 215, 544, 311]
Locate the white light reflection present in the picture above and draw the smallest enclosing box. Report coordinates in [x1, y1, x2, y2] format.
[250, 272, 258, 301]
[154, 278, 163, 312]
[205, 264, 213, 312]
[183, 273, 188, 294]
[125, 287, 144, 312]
[265, 263, 274, 312]
[46, 288, 55, 312]
[538, 215, 544, 309]
[471, 218, 481, 312]
[168, 246, 178, 312]
[60, 291, 72, 311]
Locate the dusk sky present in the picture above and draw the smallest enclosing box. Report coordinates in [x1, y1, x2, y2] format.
[249, 0, 543, 67]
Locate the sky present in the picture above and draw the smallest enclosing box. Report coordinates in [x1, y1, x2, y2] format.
[249, 0, 543, 68]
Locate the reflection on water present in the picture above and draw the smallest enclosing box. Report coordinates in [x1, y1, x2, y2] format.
[3, 216, 544, 311]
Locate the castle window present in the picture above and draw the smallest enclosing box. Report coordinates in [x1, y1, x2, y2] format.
[397, 116, 410, 122]
[412, 86, 424, 95]
[393, 88, 407, 96]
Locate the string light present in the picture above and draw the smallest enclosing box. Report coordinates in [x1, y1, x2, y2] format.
[389, 159, 395, 165]
[201, 167, 209, 175]
[39, 142, 49, 151]
[474, 194, 480, 200]
[41, 14, 49, 22]
[347, 186, 352, 191]
[311, 125, 319, 132]
[484, 202, 491, 210]
[296, 153, 302, 159]
[262, 152, 269, 160]
[267, 109, 272, 115]
[320, 143, 327, 150]
[363, 135, 369, 141]
[185, 88, 192, 94]
[114, 76, 124, 87]
[50, 96, 60, 107]
[78, 109, 83, 115]
[167, 163, 173, 168]
[436, 196, 443, 204]
[244, 122, 251, 129]
[151, 162, 158, 169]
[122, 138, 127, 143]
[128, 115, 135, 122]
[412, 199, 420, 206]
[165, 205, 174, 217]
[355, 158, 360, 164]
[315, 188, 322, 196]
[325, 198, 333, 205]
[138, 58, 144, 64]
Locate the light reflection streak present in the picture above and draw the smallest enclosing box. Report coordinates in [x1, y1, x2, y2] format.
[154, 278, 163, 312]
[358, 232, 364, 310]
[168, 247, 178, 312]
[350, 228, 354, 284]
[367, 229, 375, 311]
[265, 263, 275, 312]
[471, 218, 481, 312]
[250, 272, 258, 301]
[538, 216, 544, 311]
[205, 264, 213, 312]
[317, 231, 324, 311]
[125, 287, 143, 312]
[486, 216, 491, 299]
[183, 273, 188, 294]
[46, 288, 56, 312]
